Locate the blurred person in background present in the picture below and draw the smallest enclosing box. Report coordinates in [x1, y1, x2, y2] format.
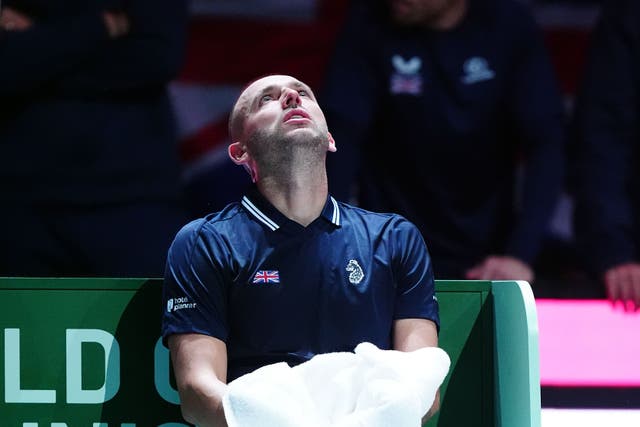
[0, 0, 188, 277]
[321, 0, 566, 283]
[572, 0, 640, 311]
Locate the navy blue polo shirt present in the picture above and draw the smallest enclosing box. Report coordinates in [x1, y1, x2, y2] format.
[162, 188, 439, 381]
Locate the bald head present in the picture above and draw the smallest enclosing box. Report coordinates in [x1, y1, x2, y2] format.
[226, 75, 336, 181]
[228, 86, 251, 143]
[228, 75, 317, 142]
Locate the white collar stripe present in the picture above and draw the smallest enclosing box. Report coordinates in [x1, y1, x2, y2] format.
[242, 197, 279, 231]
[330, 197, 340, 226]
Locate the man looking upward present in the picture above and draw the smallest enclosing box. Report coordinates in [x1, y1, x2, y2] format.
[162, 75, 440, 427]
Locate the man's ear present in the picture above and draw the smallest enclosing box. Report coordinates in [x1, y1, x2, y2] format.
[228, 142, 249, 165]
[327, 132, 337, 153]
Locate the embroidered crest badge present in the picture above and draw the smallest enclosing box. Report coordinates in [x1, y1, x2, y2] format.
[461, 56, 495, 84]
[390, 55, 423, 95]
[346, 259, 365, 285]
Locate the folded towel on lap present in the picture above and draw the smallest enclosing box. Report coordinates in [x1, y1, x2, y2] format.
[222, 342, 451, 427]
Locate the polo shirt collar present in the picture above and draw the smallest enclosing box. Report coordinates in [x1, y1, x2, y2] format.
[241, 186, 341, 231]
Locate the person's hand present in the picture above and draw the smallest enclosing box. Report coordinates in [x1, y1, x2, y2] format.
[465, 255, 534, 282]
[0, 7, 33, 31]
[102, 11, 130, 38]
[603, 263, 640, 311]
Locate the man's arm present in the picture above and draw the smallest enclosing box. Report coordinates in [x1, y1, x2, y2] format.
[572, 1, 639, 308]
[465, 255, 534, 282]
[503, 3, 566, 269]
[0, 7, 113, 97]
[393, 318, 440, 423]
[55, 0, 188, 95]
[169, 333, 229, 427]
[393, 318, 438, 350]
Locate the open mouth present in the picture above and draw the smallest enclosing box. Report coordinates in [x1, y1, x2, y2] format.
[283, 109, 311, 123]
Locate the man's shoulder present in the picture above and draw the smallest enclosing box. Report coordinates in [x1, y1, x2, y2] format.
[202, 202, 246, 224]
[177, 203, 246, 239]
[338, 201, 394, 218]
[336, 202, 428, 253]
[338, 201, 413, 228]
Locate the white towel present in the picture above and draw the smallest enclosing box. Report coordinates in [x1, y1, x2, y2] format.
[222, 342, 451, 427]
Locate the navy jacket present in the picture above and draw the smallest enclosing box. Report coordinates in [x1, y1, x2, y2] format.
[572, 0, 640, 275]
[0, 0, 187, 204]
[321, 0, 565, 278]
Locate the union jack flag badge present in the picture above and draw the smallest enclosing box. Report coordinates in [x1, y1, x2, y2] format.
[253, 270, 280, 284]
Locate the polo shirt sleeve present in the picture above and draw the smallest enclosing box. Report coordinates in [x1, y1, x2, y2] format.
[391, 217, 440, 331]
[161, 219, 229, 347]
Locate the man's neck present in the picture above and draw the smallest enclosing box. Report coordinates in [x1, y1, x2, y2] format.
[257, 167, 329, 227]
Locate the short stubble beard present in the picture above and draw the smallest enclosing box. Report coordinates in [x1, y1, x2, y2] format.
[247, 127, 328, 182]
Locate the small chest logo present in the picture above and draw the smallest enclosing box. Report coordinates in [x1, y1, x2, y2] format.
[461, 56, 495, 84]
[390, 55, 423, 95]
[346, 259, 365, 285]
[253, 270, 280, 284]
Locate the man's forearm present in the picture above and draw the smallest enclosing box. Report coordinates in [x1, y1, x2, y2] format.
[179, 377, 228, 427]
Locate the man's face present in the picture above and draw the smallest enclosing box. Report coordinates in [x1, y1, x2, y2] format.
[237, 75, 330, 147]
[230, 75, 335, 177]
[388, 0, 453, 27]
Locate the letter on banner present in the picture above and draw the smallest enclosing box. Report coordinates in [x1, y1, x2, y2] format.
[66, 329, 120, 403]
[5, 328, 56, 403]
[154, 338, 180, 404]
